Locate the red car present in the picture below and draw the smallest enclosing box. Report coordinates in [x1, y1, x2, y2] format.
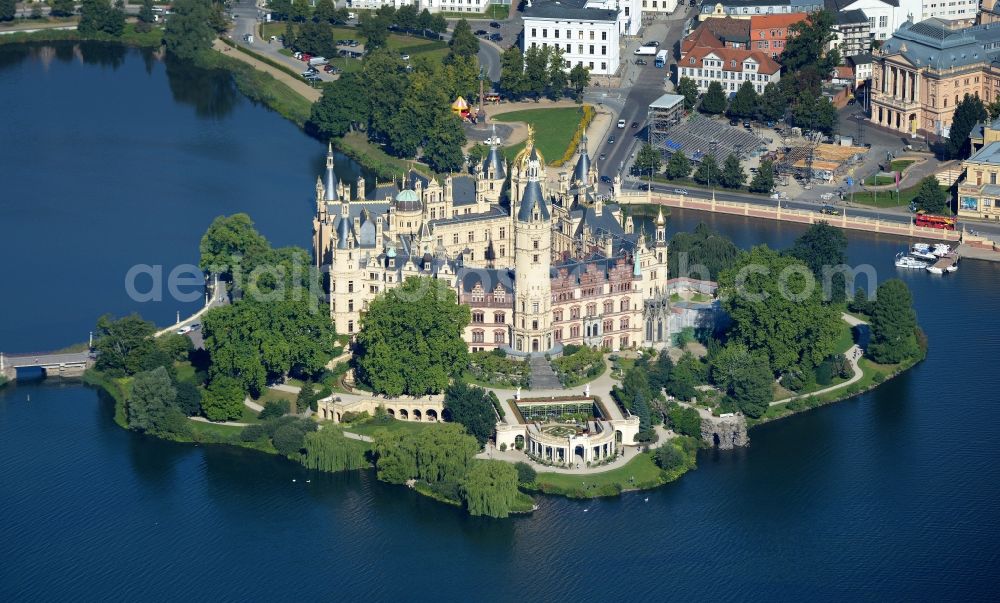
[301, 53, 312, 62]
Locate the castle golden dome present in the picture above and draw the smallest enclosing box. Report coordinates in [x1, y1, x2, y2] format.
[513, 125, 544, 170]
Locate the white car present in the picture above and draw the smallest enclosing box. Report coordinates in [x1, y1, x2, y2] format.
[484, 136, 502, 145]
[617, 119, 626, 128]
[820, 192, 834, 200]
[400, 54, 410, 61]
[673, 188, 688, 195]
[177, 326, 192, 335]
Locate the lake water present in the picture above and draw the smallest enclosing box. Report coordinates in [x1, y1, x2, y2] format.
[2, 43, 999, 602]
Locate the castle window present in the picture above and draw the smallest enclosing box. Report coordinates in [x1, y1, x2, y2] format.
[555, 328, 563, 342]
[533, 254, 539, 263]
[532, 320, 538, 330]
[473, 312, 484, 323]
[468, 231, 475, 242]
[348, 320, 354, 333]
[472, 330, 484, 343]
[604, 300, 613, 314]
[494, 312, 505, 323]
[348, 281, 354, 293]
[603, 319, 613, 332]
[499, 227, 505, 239]
[348, 300, 354, 312]
[553, 310, 562, 322]
[453, 234, 459, 244]
[499, 246, 505, 257]
[620, 317, 629, 330]
[532, 302, 539, 313]
[621, 299, 630, 312]
[570, 325, 580, 338]
[533, 240, 539, 249]
[494, 330, 505, 344]
[571, 306, 580, 319]
[586, 304, 596, 317]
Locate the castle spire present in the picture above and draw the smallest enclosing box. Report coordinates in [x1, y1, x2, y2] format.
[324, 142, 338, 202]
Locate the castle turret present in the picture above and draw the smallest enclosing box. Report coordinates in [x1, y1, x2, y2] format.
[324, 142, 338, 202]
[511, 129, 553, 355]
[477, 124, 506, 205]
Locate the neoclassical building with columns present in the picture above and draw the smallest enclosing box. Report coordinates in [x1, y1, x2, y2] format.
[871, 18, 1000, 137]
[312, 130, 678, 356]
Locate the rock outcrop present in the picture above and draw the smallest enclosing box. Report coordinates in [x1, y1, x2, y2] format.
[700, 413, 749, 449]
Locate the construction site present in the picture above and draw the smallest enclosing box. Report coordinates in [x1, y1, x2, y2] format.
[775, 140, 868, 182]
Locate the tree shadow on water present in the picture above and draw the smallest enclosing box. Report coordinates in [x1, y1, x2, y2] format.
[164, 55, 240, 120]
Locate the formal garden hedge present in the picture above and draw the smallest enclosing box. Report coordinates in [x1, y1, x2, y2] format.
[466, 349, 530, 388]
[551, 345, 605, 387]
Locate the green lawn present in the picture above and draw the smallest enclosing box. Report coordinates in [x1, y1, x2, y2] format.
[261, 23, 446, 62]
[256, 389, 298, 406]
[890, 159, 915, 172]
[495, 107, 589, 166]
[532, 452, 671, 498]
[834, 321, 857, 355]
[438, 5, 510, 19]
[864, 174, 896, 186]
[851, 182, 929, 208]
[345, 417, 440, 438]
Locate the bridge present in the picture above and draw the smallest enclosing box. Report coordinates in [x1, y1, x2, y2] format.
[1, 351, 93, 382]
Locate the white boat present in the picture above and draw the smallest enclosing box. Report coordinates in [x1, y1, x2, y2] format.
[912, 243, 931, 252]
[932, 244, 951, 257]
[946, 264, 958, 273]
[895, 253, 928, 269]
[926, 265, 944, 274]
[911, 247, 937, 260]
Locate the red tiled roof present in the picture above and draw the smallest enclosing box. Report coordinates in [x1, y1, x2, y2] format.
[702, 16, 751, 42]
[681, 26, 723, 54]
[833, 65, 854, 79]
[681, 45, 781, 75]
[749, 13, 809, 33]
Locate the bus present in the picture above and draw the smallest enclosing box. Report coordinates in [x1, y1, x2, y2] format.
[915, 211, 957, 230]
[655, 49, 669, 68]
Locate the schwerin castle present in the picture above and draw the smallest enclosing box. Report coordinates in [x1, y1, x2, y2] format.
[312, 130, 684, 356]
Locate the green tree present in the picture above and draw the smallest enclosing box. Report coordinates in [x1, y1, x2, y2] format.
[430, 13, 447, 34]
[757, 83, 787, 122]
[727, 80, 759, 119]
[312, 0, 336, 23]
[677, 76, 698, 111]
[268, 0, 291, 20]
[94, 313, 156, 376]
[0, 0, 14, 22]
[289, 0, 310, 22]
[514, 461, 537, 485]
[913, 175, 948, 214]
[363, 50, 407, 139]
[547, 46, 568, 99]
[301, 428, 369, 472]
[294, 21, 336, 57]
[667, 405, 701, 438]
[718, 245, 842, 374]
[199, 213, 269, 278]
[372, 423, 478, 484]
[655, 443, 686, 471]
[416, 8, 433, 32]
[79, 0, 125, 36]
[568, 63, 590, 99]
[749, 158, 775, 193]
[868, 279, 919, 364]
[665, 352, 706, 401]
[447, 18, 479, 62]
[136, 0, 155, 32]
[443, 382, 496, 447]
[355, 277, 470, 397]
[523, 44, 549, 98]
[711, 342, 772, 417]
[792, 92, 837, 134]
[394, 4, 417, 30]
[422, 112, 467, 173]
[781, 10, 840, 73]
[127, 366, 177, 433]
[634, 143, 662, 176]
[359, 11, 389, 51]
[201, 375, 245, 421]
[50, 0, 77, 17]
[667, 222, 739, 281]
[700, 81, 726, 114]
[308, 72, 370, 138]
[789, 221, 848, 278]
[719, 154, 746, 189]
[174, 380, 203, 416]
[156, 332, 193, 362]
[499, 45, 525, 99]
[693, 154, 720, 186]
[461, 460, 521, 518]
[273, 423, 307, 456]
[848, 287, 874, 316]
[163, 0, 216, 61]
[259, 399, 290, 420]
[665, 150, 691, 180]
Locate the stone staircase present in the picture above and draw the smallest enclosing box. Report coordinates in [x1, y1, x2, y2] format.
[528, 356, 561, 390]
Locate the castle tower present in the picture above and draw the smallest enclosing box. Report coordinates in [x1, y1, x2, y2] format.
[572, 134, 593, 189]
[511, 130, 553, 355]
[476, 124, 507, 205]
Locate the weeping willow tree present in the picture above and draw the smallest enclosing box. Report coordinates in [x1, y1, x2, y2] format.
[461, 460, 520, 518]
[301, 429, 370, 472]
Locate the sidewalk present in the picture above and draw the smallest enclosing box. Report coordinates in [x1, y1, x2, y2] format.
[212, 39, 321, 103]
[770, 314, 867, 406]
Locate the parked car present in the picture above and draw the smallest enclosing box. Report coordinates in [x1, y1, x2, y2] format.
[819, 204, 839, 215]
[177, 326, 192, 335]
[631, 121, 639, 129]
[729, 118, 739, 126]
[489, 21, 501, 28]
[617, 119, 626, 128]
[644, 40, 660, 47]
[847, 98, 856, 105]
[489, 33, 503, 42]
[600, 175, 612, 184]
[293, 51, 302, 59]
[636, 183, 651, 191]
[607, 136, 615, 144]
[599, 153, 606, 160]
[673, 188, 688, 195]
[301, 68, 317, 77]
[743, 120, 751, 129]
[348, 40, 359, 47]
[635, 58, 647, 65]
[474, 29, 488, 36]
[400, 53, 410, 60]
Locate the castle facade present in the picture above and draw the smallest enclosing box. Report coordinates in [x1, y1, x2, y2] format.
[312, 132, 675, 355]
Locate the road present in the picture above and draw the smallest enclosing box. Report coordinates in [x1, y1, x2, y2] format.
[594, 6, 695, 180]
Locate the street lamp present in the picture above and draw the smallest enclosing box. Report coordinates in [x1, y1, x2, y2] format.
[709, 139, 718, 201]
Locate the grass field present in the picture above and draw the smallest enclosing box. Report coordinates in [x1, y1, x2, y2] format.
[345, 417, 440, 438]
[851, 182, 923, 208]
[495, 107, 589, 166]
[256, 388, 298, 406]
[261, 23, 447, 63]
[533, 452, 667, 498]
[890, 159, 915, 172]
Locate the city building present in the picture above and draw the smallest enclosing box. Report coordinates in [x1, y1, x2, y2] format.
[870, 18, 1000, 137]
[749, 12, 809, 58]
[345, 0, 500, 14]
[521, 0, 641, 75]
[958, 122, 1000, 219]
[639, 0, 678, 13]
[847, 53, 873, 87]
[699, 0, 821, 21]
[679, 31, 782, 94]
[683, 17, 752, 50]
[312, 129, 678, 355]
[832, 9, 872, 56]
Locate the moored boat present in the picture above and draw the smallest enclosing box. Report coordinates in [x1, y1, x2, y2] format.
[896, 253, 928, 269]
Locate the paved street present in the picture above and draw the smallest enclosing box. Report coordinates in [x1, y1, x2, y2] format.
[593, 7, 695, 180]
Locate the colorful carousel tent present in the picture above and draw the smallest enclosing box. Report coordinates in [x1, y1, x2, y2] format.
[451, 96, 470, 116]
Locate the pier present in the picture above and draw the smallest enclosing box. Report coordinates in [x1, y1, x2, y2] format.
[1, 351, 93, 382]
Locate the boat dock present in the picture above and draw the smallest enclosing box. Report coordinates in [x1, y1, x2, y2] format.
[930, 253, 959, 274]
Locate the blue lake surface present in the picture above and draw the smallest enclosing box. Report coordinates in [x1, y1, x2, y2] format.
[1, 43, 999, 602]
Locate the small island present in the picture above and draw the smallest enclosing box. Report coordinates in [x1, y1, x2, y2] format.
[74, 139, 924, 519]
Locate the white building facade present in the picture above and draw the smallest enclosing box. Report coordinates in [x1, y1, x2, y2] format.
[640, 0, 678, 14]
[522, 0, 632, 75]
[678, 47, 781, 93]
[346, 0, 498, 13]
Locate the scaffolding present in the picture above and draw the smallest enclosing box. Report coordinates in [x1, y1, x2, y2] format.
[650, 111, 762, 163]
